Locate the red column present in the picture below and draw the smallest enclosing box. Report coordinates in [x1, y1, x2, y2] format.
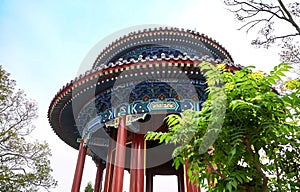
[104, 129, 117, 192]
[71, 139, 87, 192]
[185, 160, 201, 192]
[129, 133, 145, 192]
[129, 140, 137, 192]
[184, 160, 192, 192]
[94, 163, 105, 192]
[146, 170, 153, 192]
[111, 116, 127, 192]
[197, 185, 202, 192]
[178, 166, 185, 192]
[207, 165, 217, 187]
[191, 184, 201, 192]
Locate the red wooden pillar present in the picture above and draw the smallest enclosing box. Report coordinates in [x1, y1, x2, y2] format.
[111, 116, 127, 192]
[104, 129, 117, 192]
[135, 134, 145, 191]
[146, 170, 153, 192]
[129, 133, 145, 192]
[129, 139, 137, 192]
[191, 184, 201, 192]
[178, 166, 185, 192]
[184, 160, 192, 192]
[94, 162, 105, 192]
[185, 160, 201, 192]
[207, 165, 217, 187]
[71, 139, 87, 192]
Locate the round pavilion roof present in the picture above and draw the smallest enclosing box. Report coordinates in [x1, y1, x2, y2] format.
[48, 27, 241, 151]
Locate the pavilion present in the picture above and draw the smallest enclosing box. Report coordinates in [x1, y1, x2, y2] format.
[48, 27, 240, 192]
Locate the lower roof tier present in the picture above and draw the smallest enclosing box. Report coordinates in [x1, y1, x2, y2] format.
[48, 55, 241, 150]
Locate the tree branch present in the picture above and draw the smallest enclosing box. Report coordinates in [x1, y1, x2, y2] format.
[254, 33, 300, 45]
[243, 137, 268, 192]
[278, 0, 300, 34]
[225, 0, 300, 48]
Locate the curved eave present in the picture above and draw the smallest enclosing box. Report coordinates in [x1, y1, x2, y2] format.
[92, 27, 234, 68]
[48, 99, 80, 149]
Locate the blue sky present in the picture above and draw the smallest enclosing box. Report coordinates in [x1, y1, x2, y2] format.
[0, 1, 280, 191]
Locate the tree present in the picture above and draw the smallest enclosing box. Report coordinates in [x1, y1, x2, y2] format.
[0, 66, 57, 191]
[224, 0, 300, 74]
[147, 62, 300, 191]
[84, 182, 94, 192]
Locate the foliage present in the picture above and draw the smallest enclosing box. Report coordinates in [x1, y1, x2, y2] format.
[285, 78, 300, 90]
[84, 182, 94, 192]
[146, 62, 300, 191]
[0, 66, 14, 101]
[224, 0, 300, 73]
[0, 66, 57, 191]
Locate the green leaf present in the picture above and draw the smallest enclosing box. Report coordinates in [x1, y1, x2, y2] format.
[226, 182, 232, 192]
[228, 148, 236, 164]
[232, 179, 238, 189]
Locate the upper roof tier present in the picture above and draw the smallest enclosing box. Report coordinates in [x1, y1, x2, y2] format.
[92, 27, 234, 69]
